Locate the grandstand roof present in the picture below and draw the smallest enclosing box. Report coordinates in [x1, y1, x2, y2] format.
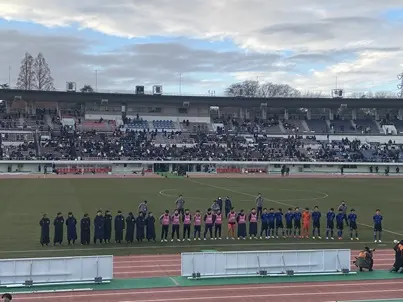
[0, 89, 402, 108]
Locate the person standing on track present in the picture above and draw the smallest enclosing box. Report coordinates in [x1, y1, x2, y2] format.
[145, 212, 156, 242]
[256, 193, 264, 217]
[176, 195, 185, 216]
[125, 212, 135, 243]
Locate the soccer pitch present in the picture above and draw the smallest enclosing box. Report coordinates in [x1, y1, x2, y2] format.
[1, 177, 401, 258]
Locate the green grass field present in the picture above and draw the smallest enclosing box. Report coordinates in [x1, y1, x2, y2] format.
[1, 177, 402, 258]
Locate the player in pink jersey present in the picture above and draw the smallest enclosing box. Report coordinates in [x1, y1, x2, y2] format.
[193, 210, 202, 240]
[248, 208, 258, 239]
[203, 208, 215, 240]
[171, 209, 181, 242]
[182, 209, 192, 241]
[214, 210, 223, 240]
[237, 209, 247, 240]
[159, 210, 170, 242]
[227, 208, 236, 239]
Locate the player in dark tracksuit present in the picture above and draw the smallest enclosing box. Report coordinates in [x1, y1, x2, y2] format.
[94, 210, 105, 244]
[326, 208, 335, 240]
[126, 212, 135, 243]
[285, 208, 294, 237]
[80, 213, 91, 245]
[275, 208, 285, 238]
[114, 211, 125, 243]
[39, 214, 50, 246]
[336, 209, 345, 240]
[66, 212, 77, 245]
[260, 208, 269, 239]
[146, 212, 156, 242]
[53, 212, 64, 245]
[136, 212, 145, 242]
[293, 207, 302, 238]
[373, 209, 383, 243]
[104, 210, 113, 243]
[216, 197, 223, 212]
[312, 206, 322, 239]
[348, 209, 359, 240]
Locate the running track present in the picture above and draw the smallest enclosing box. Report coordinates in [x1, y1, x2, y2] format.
[14, 249, 403, 302]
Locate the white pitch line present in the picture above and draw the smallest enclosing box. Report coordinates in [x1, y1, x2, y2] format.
[169, 276, 181, 286]
[188, 179, 403, 237]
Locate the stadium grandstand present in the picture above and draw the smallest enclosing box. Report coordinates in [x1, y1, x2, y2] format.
[0, 88, 402, 164]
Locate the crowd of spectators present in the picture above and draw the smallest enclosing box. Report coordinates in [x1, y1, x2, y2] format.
[1, 123, 402, 162]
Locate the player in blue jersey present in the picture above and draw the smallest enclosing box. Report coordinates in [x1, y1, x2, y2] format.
[373, 209, 383, 243]
[311, 206, 322, 239]
[348, 209, 359, 241]
[285, 208, 294, 237]
[336, 209, 345, 240]
[267, 208, 276, 239]
[326, 208, 336, 240]
[260, 208, 269, 239]
[293, 207, 302, 238]
[275, 208, 285, 238]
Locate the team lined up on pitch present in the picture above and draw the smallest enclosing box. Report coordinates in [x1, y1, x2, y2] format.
[39, 195, 384, 245]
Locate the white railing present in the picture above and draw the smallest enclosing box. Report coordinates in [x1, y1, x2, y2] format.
[0, 255, 113, 286]
[181, 249, 351, 278]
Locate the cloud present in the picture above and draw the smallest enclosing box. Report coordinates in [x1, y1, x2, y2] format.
[0, 0, 402, 94]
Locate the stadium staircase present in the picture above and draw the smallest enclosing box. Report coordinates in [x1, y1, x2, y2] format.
[300, 120, 310, 132]
[277, 120, 287, 134]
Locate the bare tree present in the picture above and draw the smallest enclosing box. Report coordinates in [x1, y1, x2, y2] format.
[33, 53, 54, 91]
[0, 83, 9, 89]
[374, 91, 395, 98]
[16, 52, 35, 90]
[260, 83, 301, 97]
[80, 84, 94, 93]
[225, 81, 301, 98]
[225, 80, 260, 97]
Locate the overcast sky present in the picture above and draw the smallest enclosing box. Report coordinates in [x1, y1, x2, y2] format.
[0, 1, 402, 96]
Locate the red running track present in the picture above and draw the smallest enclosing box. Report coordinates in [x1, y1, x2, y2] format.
[113, 249, 394, 278]
[13, 280, 403, 301]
